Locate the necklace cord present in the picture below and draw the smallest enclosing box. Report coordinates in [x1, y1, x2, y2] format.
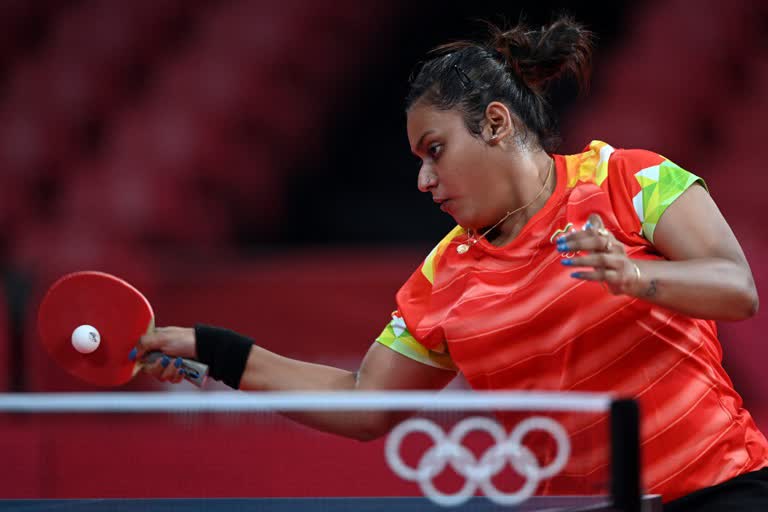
[457, 156, 555, 254]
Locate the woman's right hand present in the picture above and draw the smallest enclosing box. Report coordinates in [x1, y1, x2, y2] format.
[131, 326, 197, 383]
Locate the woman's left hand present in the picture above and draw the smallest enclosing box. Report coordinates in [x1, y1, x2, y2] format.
[555, 213, 643, 296]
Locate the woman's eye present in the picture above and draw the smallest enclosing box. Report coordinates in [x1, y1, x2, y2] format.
[428, 144, 442, 158]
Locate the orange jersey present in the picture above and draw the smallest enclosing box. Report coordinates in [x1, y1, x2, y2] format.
[377, 141, 768, 501]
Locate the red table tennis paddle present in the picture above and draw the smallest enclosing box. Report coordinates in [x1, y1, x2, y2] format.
[37, 271, 208, 387]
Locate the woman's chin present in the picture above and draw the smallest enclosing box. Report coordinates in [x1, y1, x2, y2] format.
[450, 215, 477, 231]
[442, 204, 478, 230]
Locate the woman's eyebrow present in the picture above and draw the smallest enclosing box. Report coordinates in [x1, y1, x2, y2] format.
[412, 130, 436, 154]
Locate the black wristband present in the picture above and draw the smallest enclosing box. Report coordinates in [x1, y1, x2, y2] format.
[194, 324, 254, 389]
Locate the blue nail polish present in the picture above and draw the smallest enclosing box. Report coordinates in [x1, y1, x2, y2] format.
[561, 258, 573, 266]
[179, 369, 187, 376]
[174, 357, 182, 368]
[557, 243, 569, 252]
[556, 236, 566, 243]
[128, 348, 137, 361]
[161, 355, 170, 368]
[570, 272, 583, 278]
[584, 221, 592, 230]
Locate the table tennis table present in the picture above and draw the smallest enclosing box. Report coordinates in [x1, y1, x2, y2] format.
[0, 496, 662, 511]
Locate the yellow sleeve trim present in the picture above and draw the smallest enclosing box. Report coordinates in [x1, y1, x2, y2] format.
[632, 160, 706, 243]
[375, 315, 456, 371]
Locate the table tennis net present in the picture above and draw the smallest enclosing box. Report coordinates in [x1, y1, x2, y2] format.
[0, 391, 646, 511]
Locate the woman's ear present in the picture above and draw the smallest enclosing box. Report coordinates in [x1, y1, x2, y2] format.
[483, 101, 514, 145]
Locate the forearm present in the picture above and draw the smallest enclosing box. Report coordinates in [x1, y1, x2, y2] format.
[632, 257, 758, 320]
[238, 344, 401, 441]
[142, 330, 447, 439]
[240, 344, 357, 392]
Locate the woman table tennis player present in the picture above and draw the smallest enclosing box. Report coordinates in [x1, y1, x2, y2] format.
[133, 15, 767, 511]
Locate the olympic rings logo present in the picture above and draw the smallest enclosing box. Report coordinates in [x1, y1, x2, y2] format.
[384, 416, 570, 507]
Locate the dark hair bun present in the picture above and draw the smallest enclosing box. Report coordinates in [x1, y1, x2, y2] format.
[489, 16, 594, 91]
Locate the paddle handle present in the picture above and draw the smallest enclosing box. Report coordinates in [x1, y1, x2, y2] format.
[143, 352, 209, 387]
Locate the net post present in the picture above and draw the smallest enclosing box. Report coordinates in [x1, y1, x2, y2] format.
[610, 398, 641, 512]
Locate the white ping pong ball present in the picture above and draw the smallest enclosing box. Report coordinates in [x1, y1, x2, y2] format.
[71, 325, 101, 354]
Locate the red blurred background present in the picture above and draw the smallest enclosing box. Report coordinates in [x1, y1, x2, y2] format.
[0, 0, 766, 499]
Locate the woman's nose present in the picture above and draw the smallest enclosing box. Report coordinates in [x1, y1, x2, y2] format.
[418, 166, 437, 192]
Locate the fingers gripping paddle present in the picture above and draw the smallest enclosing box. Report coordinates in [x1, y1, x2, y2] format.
[37, 271, 208, 387]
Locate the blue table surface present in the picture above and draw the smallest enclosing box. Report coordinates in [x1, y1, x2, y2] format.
[0, 496, 661, 512]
